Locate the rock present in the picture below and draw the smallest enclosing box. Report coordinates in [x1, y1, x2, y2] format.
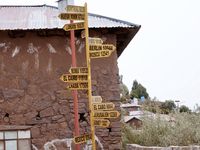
[59, 106, 70, 115]
[23, 94, 34, 105]
[59, 122, 68, 129]
[18, 79, 28, 90]
[40, 107, 54, 117]
[27, 85, 40, 95]
[24, 111, 38, 119]
[52, 102, 60, 114]
[111, 127, 121, 132]
[9, 114, 26, 124]
[56, 90, 72, 99]
[111, 122, 121, 128]
[32, 95, 53, 111]
[52, 115, 63, 121]
[108, 143, 121, 150]
[109, 131, 121, 136]
[26, 117, 51, 125]
[96, 128, 109, 137]
[3, 89, 24, 100]
[31, 126, 41, 138]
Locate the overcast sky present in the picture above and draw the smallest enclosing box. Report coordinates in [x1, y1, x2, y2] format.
[1, 0, 200, 109]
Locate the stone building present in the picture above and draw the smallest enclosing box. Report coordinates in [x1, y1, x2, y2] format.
[0, 1, 140, 149]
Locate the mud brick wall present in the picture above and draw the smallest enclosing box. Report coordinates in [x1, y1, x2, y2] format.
[0, 30, 121, 150]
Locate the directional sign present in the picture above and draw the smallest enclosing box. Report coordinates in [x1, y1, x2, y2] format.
[89, 44, 116, 51]
[58, 13, 85, 20]
[94, 119, 110, 128]
[92, 96, 102, 103]
[90, 50, 112, 58]
[102, 44, 116, 51]
[89, 45, 102, 51]
[93, 102, 115, 111]
[93, 111, 120, 118]
[73, 134, 91, 144]
[63, 22, 85, 31]
[69, 67, 88, 74]
[89, 37, 103, 45]
[66, 5, 85, 13]
[67, 82, 88, 90]
[60, 74, 88, 82]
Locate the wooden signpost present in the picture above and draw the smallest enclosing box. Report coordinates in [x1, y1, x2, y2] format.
[59, 3, 120, 150]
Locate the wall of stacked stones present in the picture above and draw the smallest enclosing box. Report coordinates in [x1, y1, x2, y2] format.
[127, 144, 200, 150]
[0, 30, 121, 150]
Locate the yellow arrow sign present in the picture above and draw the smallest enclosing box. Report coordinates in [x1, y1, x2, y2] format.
[89, 44, 116, 51]
[60, 74, 88, 82]
[67, 82, 88, 90]
[89, 50, 112, 58]
[92, 96, 102, 103]
[89, 37, 103, 45]
[102, 44, 116, 51]
[93, 103, 115, 111]
[63, 22, 85, 31]
[73, 134, 91, 144]
[69, 67, 88, 74]
[93, 111, 120, 118]
[94, 119, 110, 128]
[66, 5, 85, 13]
[58, 13, 85, 20]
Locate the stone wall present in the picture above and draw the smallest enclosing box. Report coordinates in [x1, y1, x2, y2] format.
[126, 144, 200, 150]
[0, 30, 121, 150]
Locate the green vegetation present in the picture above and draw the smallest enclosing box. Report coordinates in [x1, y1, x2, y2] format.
[120, 83, 130, 103]
[122, 113, 200, 148]
[121, 78, 200, 149]
[130, 80, 149, 99]
[179, 105, 191, 113]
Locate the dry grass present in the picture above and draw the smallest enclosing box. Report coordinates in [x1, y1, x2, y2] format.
[122, 113, 200, 149]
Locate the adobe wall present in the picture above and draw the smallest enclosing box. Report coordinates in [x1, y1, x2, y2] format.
[0, 30, 121, 150]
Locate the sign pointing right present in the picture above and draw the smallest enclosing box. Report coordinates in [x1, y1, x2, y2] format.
[93, 102, 115, 111]
[93, 111, 120, 118]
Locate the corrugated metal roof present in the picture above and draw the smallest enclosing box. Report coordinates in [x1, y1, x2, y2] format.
[0, 5, 139, 30]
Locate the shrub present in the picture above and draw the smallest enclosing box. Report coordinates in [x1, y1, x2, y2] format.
[122, 113, 200, 148]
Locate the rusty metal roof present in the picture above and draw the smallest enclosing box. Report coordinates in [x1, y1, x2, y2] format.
[0, 5, 139, 30]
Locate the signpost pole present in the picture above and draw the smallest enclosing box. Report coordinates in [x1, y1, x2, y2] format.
[70, 19, 80, 150]
[84, 3, 96, 150]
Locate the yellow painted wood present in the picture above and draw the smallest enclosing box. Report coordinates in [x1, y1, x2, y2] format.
[84, 3, 96, 150]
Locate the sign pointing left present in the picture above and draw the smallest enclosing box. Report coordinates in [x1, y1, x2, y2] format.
[58, 13, 85, 20]
[63, 22, 85, 31]
[90, 50, 112, 58]
[67, 82, 88, 90]
[60, 74, 88, 82]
